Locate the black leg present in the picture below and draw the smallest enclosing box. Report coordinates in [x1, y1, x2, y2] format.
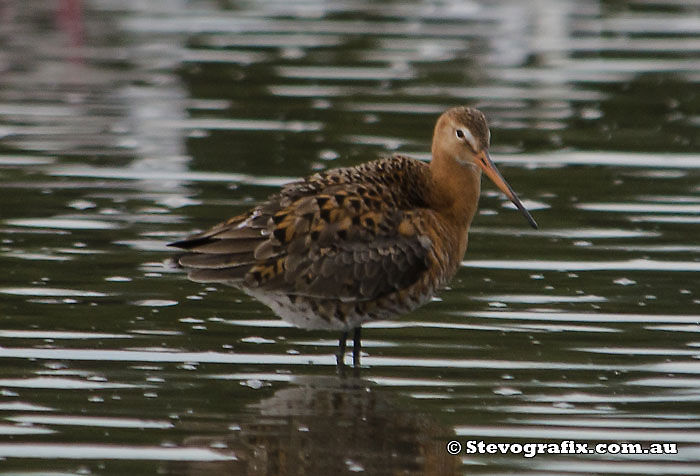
[336, 330, 348, 367]
[352, 327, 362, 368]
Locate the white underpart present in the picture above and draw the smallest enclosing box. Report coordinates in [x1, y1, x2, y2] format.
[245, 289, 362, 330]
[243, 284, 437, 331]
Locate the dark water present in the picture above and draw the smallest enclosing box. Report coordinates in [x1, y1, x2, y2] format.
[1, 0, 700, 474]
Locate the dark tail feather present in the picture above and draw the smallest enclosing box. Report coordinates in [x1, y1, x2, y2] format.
[188, 266, 250, 284]
[179, 252, 255, 269]
[184, 238, 262, 255]
[168, 236, 212, 250]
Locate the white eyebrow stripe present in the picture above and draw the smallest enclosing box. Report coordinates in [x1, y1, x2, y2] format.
[460, 127, 478, 150]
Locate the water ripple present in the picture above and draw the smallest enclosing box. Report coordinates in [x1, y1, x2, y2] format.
[5, 218, 119, 230]
[0, 288, 108, 297]
[462, 259, 700, 272]
[0, 444, 234, 461]
[0, 347, 630, 371]
[9, 415, 174, 429]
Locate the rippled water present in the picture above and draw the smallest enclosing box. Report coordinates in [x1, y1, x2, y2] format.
[1, 0, 699, 474]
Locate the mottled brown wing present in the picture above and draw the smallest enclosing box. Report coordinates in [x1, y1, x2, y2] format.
[270, 201, 433, 301]
[303, 232, 432, 301]
[170, 156, 433, 302]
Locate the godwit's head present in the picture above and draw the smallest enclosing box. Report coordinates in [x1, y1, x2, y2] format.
[432, 106, 538, 229]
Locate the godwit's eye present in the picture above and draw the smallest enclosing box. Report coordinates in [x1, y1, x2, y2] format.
[456, 128, 477, 151]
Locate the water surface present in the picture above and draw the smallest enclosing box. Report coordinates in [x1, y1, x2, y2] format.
[1, 1, 699, 475]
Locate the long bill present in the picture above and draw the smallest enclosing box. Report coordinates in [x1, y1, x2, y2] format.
[476, 150, 538, 229]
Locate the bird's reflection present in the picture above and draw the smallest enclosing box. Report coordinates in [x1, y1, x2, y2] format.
[170, 375, 458, 476]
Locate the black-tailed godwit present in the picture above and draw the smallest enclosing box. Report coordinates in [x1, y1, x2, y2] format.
[170, 106, 537, 367]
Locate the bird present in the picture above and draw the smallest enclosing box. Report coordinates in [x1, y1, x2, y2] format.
[169, 106, 537, 368]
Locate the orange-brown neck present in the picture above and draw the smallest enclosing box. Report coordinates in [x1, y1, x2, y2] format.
[419, 145, 481, 276]
[427, 144, 482, 233]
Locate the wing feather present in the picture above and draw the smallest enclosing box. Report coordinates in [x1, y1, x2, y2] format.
[170, 155, 434, 302]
